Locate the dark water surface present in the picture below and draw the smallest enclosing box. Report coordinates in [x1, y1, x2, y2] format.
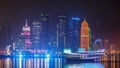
[0, 58, 119, 68]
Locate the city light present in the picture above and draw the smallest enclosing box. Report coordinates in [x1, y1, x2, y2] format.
[34, 54, 39, 57]
[46, 54, 50, 58]
[72, 17, 80, 21]
[81, 19, 90, 51]
[19, 54, 23, 58]
[0, 1, 119, 68]
[64, 49, 71, 53]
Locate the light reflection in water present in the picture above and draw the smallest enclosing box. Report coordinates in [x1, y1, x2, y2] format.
[0, 58, 120, 68]
[19, 58, 22, 68]
[26, 58, 32, 68]
[65, 63, 104, 68]
[45, 58, 50, 68]
[22, 58, 25, 68]
[101, 62, 120, 68]
[41, 58, 43, 68]
[37, 58, 40, 68]
[5, 58, 11, 68]
[54, 58, 63, 68]
[34, 58, 36, 68]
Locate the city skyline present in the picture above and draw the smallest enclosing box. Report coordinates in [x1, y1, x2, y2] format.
[0, 1, 120, 68]
[0, 0, 120, 44]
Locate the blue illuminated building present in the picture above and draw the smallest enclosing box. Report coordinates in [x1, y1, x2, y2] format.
[56, 15, 68, 52]
[68, 17, 80, 52]
[32, 20, 42, 49]
[40, 12, 50, 50]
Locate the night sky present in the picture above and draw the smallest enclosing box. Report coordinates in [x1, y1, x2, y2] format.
[0, 0, 120, 44]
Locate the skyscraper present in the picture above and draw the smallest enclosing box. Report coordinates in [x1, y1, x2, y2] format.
[32, 20, 42, 49]
[40, 12, 49, 50]
[68, 17, 80, 52]
[80, 19, 90, 51]
[21, 19, 31, 49]
[56, 15, 67, 52]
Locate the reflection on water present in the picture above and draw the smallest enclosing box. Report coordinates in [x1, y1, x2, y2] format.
[65, 62, 120, 68]
[0, 58, 63, 68]
[0, 58, 120, 68]
[65, 63, 104, 68]
[102, 62, 120, 68]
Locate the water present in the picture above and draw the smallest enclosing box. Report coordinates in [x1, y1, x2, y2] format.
[0, 58, 119, 68]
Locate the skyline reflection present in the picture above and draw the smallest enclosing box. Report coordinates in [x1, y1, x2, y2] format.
[0, 58, 119, 68]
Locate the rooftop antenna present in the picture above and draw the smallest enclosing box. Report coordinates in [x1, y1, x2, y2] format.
[25, 19, 28, 27]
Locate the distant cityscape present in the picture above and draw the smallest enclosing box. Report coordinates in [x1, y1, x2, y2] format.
[0, 12, 119, 54]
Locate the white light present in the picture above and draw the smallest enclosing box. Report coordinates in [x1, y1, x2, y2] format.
[46, 54, 50, 58]
[19, 52, 21, 54]
[64, 49, 71, 53]
[19, 54, 23, 58]
[34, 54, 39, 57]
[19, 58, 22, 68]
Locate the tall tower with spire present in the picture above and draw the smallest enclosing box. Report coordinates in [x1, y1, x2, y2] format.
[80, 18, 90, 51]
[21, 19, 31, 49]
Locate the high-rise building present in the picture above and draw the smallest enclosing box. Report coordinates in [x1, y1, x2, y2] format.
[21, 20, 31, 49]
[40, 12, 49, 50]
[68, 17, 80, 52]
[80, 19, 90, 51]
[0, 23, 12, 49]
[56, 15, 67, 52]
[32, 20, 42, 49]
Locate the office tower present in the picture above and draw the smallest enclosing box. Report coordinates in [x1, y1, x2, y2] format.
[32, 20, 42, 49]
[68, 17, 80, 52]
[80, 19, 90, 51]
[0, 23, 12, 49]
[21, 20, 31, 49]
[56, 15, 67, 52]
[40, 12, 49, 50]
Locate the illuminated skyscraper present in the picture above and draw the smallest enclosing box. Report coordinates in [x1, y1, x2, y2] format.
[68, 17, 80, 52]
[40, 12, 49, 49]
[32, 20, 42, 49]
[21, 19, 31, 49]
[56, 15, 67, 52]
[80, 19, 90, 51]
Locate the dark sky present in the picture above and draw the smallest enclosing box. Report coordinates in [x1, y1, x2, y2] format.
[0, 0, 120, 44]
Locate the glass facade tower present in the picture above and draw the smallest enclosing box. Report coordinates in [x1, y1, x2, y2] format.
[40, 12, 49, 50]
[68, 17, 80, 52]
[56, 15, 67, 52]
[32, 21, 42, 49]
